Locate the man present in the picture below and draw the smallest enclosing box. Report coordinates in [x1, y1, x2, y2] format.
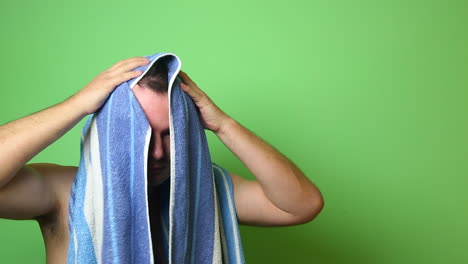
[0, 56, 324, 263]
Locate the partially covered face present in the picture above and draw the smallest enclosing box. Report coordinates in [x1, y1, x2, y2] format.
[132, 83, 171, 187]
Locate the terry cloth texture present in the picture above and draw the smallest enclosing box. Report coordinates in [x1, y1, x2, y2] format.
[67, 52, 246, 264]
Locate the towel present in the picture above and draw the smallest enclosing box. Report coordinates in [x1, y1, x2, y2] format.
[67, 52, 246, 264]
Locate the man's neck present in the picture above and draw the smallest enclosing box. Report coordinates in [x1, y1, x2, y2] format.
[147, 185, 166, 264]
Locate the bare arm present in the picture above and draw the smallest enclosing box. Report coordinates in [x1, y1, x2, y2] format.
[178, 70, 324, 226]
[218, 119, 324, 225]
[0, 56, 150, 220]
[0, 164, 76, 220]
[0, 98, 86, 189]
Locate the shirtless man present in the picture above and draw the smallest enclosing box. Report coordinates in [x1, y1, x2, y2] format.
[0, 56, 324, 263]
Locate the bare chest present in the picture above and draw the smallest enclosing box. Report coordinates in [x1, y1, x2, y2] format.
[40, 196, 164, 264]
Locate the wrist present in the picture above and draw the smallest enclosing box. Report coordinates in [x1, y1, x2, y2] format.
[62, 92, 94, 117]
[62, 93, 91, 118]
[215, 115, 236, 137]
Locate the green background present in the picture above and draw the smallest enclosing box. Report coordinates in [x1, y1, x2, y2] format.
[1, 0, 467, 263]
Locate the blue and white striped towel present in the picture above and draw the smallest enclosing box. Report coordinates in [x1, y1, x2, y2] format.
[67, 52, 246, 264]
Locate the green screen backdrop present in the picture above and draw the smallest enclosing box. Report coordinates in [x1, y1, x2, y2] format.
[0, 0, 467, 263]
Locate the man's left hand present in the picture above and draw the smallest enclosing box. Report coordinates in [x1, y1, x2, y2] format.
[178, 70, 230, 134]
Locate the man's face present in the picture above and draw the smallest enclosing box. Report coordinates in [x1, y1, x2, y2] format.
[132, 84, 171, 187]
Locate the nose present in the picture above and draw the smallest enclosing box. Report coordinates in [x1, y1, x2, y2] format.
[150, 133, 164, 160]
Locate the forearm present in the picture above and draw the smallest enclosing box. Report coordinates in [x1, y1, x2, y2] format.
[0, 57, 149, 189]
[0, 96, 86, 188]
[215, 117, 323, 216]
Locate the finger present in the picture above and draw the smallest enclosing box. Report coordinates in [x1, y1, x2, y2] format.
[112, 59, 150, 76]
[178, 71, 191, 83]
[180, 82, 205, 103]
[108, 57, 149, 72]
[109, 70, 143, 87]
[178, 70, 197, 86]
[113, 57, 150, 73]
[112, 56, 148, 70]
[107, 57, 134, 71]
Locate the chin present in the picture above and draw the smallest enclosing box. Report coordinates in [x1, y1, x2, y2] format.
[148, 171, 170, 187]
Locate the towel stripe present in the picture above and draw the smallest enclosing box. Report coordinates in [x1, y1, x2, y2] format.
[84, 117, 104, 263]
[129, 91, 136, 263]
[213, 164, 245, 264]
[211, 170, 223, 264]
[105, 95, 119, 263]
[68, 52, 245, 264]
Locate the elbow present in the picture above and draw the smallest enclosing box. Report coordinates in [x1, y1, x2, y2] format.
[312, 195, 325, 219]
[300, 192, 325, 224]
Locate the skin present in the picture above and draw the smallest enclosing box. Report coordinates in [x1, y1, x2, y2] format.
[132, 83, 171, 187]
[0, 57, 324, 264]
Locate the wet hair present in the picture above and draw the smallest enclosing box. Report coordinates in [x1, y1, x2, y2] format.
[137, 56, 170, 94]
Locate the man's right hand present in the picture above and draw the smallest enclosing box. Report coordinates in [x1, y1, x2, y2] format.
[71, 56, 150, 115]
[0, 56, 150, 222]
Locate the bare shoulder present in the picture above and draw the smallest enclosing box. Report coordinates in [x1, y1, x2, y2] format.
[0, 163, 77, 222]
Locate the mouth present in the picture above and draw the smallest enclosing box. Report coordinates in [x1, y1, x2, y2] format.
[147, 158, 170, 179]
[151, 164, 164, 169]
[149, 159, 166, 169]
[147, 164, 170, 186]
[150, 166, 166, 172]
[149, 162, 169, 173]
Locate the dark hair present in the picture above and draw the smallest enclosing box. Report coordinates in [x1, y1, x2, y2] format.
[137, 56, 170, 93]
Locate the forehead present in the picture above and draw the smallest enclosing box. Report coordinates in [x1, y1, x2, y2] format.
[132, 84, 169, 130]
